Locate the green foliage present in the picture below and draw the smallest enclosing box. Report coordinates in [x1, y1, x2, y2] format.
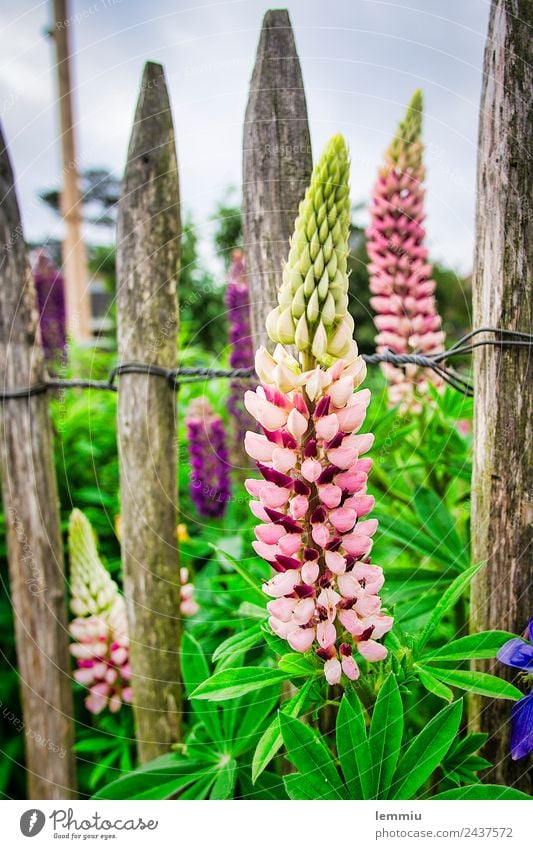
[281, 681, 529, 800]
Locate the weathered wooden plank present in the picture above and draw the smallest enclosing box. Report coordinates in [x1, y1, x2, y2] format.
[0, 122, 76, 798]
[470, 0, 532, 791]
[242, 8, 312, 351]
[116, 62, 182, 762]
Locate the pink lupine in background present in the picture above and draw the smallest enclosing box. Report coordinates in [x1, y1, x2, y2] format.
[68, 509, 132, 714]
[225, 249, 255, 465]
[367, 90, 445, 409]
[244, 136, 393, 685]
[31, 249, 67, 362]
[186, 397, 231, 519]
[180, 566, 199, 617]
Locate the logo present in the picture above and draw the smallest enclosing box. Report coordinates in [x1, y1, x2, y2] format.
[20, 809, 46, 837]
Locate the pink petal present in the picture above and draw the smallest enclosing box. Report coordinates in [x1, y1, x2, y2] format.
[325, 550, 346, 575]
[317, 619, 337, 649]
[318, 484, 342, 509]
[272, 447, 297, 473]
[315, 414, 339, 442]
[355, 594, 382, 616]
[330, 507, 357, 533]
[337, 572, 364, 599]
[324, 657, 342, 685]
[311, 523, 330, 547]
[352, 518, 378, 537]
[255, 399, 289, 431]
[262, 571, 301, 598]
[329, 376, 354, 408]
[341, 655, 360, 680]
[335, 403, 367, 433]
[301, 561, 320, 584]
[364, 613, 394, 639]
[244, 431, 274, 462]
[267, 597, 297, 621]
[255, 524, 285, 544]
[249, 500, 271, 522]
[338, 608, 365, 636]
[327, 446, 356, 470]
[259, 483, 291, 508]
[278, 533, 303, 556]
[301, 458, 322, 482]
[289, 495, 308, 519]
[343, 495, 375, 517]
[352, 563, 384, 594]
[269, 616, 299, 639]
[287, 626, 316, 653]
[287, 408, 308, 439]
[342, 534, 373, 557]
[357, 640, 387, 662]
[292, 598, 316, 626]
[252, 540, 280, 562]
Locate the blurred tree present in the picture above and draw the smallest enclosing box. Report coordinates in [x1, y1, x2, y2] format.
[39, 168, 120, 228]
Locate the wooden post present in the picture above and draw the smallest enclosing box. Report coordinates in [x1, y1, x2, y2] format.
[242, 8, 312, 351]
[470, 0, 532, 791]
[116, 62, 182, 762]
[51, 0, 92, 340]
[0, 122, 76, 798]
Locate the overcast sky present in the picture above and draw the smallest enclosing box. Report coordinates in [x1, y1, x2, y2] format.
[1, 0, 490, 275]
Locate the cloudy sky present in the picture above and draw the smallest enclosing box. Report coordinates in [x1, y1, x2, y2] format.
[1, 0, 490, 274]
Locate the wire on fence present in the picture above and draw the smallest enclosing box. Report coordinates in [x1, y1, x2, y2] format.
[1, 327, 531, 400]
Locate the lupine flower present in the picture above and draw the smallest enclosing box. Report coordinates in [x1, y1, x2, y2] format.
[366, 91, 445, 409]
[180, 566, 199, 617]
[225, 249, 255, 463]
[32, 249, 67, 362]
[186, 398, 231, 519]
[68, 509, 131, 714]
[497, 618, 533, 760]
[244, 135, 393, 685]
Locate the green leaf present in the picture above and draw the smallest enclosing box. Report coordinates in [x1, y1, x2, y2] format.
[415, 665, 454, 701]
[412, 487, 467, 568]
[252, 679, 313, 783]
[431, 785, 531, 800]
[232, 685, 280, 757]
[390, 700, 463, 799]
[93, 755, 208, 800]
[212, 624, 264, 664]
[336, 692, 372, 799]
[190, 667, 288, 701]
[280, 714, 345, 799]
[283, 773, 327, 800]
[209, 758, 237, 800]
[181, 632, 222, 742]
[368, 674, 404, 798]
[378, 513, 462, 571]
[209, 543, 265, 602]
[424, 667, 523, 701]
[420, 631, 515, 662]
[416, 561, 484, 652]
[278, 653, 318, 678]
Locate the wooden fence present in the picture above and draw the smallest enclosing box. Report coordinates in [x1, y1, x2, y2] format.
[0, 3, 531, 798]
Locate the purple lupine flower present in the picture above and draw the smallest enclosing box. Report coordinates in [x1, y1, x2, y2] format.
[225, 249, 255, 463]
[32, 249, 67, 361]
[497, 618, 533, 760]
[186, 397, 231, 519]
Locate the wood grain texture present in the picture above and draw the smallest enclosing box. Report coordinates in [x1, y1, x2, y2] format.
[116, 62, 182, 762]
[470, 0, 532, 791]
[0, 122, 76, 798]
[242, 8, 312, 351]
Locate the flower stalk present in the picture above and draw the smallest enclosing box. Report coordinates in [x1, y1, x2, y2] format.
[245, 135, 392, 685]
[367, 91, 445, 409]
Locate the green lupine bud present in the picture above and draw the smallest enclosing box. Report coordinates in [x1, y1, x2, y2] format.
[295, 313, 310, 351]
[306, 287, 320, 323]
[388, 89, 423, 169]
[69, 509, 120, 618]
[266, 134, 354, 365]
[266, 306, 281, 342]
[292, 284, 306, 318]
[317, 270, 330, 301]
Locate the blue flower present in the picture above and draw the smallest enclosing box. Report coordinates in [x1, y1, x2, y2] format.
[497, 618, 533, 760]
